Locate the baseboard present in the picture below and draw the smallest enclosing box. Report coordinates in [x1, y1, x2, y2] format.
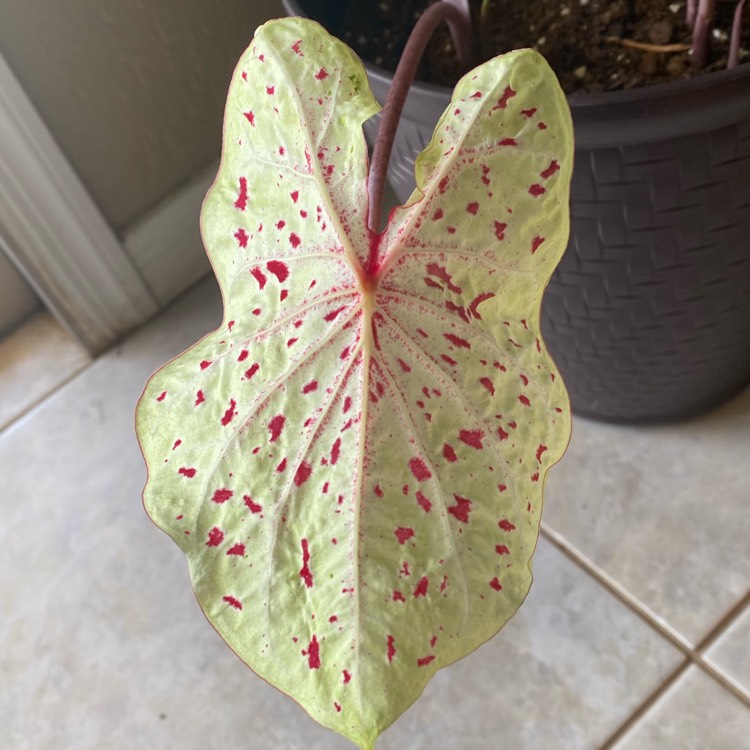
[123, 162, 218, 307]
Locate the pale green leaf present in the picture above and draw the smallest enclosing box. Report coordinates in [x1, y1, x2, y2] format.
[137, 17, 572, 750]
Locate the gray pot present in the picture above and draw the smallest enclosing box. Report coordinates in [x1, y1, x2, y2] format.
[282, 0, 750, 422]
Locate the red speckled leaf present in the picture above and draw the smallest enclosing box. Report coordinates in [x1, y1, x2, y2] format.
[136, 17, 572, 750]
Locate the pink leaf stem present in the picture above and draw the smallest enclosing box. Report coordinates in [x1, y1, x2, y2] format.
[367, 1, 473, 242]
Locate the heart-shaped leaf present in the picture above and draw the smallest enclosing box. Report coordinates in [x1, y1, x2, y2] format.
[137, 17, 572, 750]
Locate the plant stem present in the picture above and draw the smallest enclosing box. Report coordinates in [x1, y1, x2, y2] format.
[691, 0, 715, 69]
[728, 0, 747, 68]
[367, 0, 472, 245]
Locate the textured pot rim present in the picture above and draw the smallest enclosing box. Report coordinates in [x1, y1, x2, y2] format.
[282, 0, 750, 147]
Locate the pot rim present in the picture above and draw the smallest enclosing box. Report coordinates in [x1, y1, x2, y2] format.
[281, 0, 750, 146]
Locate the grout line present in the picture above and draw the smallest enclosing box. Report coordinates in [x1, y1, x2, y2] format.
[598, 658, 692, 749]
[0, 360, 93, 437]
[540, 523, 694, 652]
[541, 523, 750, 741]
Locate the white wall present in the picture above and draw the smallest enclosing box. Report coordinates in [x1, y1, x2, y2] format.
[0, 0, 282, 231]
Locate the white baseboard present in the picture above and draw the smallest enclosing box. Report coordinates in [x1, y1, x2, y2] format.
[123, 162, 218, 307]
[0, 53, 159, 355]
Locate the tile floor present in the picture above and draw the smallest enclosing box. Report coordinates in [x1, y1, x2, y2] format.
[1, 277, 748, 749]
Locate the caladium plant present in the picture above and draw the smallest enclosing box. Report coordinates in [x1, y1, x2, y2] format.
[136, 15, 573, 750]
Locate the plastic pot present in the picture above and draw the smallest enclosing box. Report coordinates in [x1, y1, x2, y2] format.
[282, 0, 750, 422]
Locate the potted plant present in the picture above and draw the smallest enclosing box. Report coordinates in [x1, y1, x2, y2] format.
[137, 9, 575, 749]
[283, 0, 750, 423]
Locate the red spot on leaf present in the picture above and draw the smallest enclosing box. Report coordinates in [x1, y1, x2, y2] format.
[536, 444, 548, 463]
[414, 576, 429, 598]
[211, 488, 233, 504]
[172, 439, 181, 450]
[417, 655, 435, 667]
[243, 111, 255, 126]
[531, 472, 540, 482]
[499, 519, 516, 531]
[324, 306, 346, 322]
[195, 390, 206, 407]
[334, 702, 342, 713]
[529, 184, 546, 197]
[300, 539, 314, 588]
[156, 390, 167, 402]
[397, 358, 411, 373]
[416, 491, 432, 513]
[234, 177, 248, 210]
[499, 138, 518, 147]
[480, 377, 495, 396]
[206, 527, 224, 547]
[448, 494, 472, 523]
[244, 363, 259, 380]
[442, 354, 458, 366]
[266, 85, 275, 95]
[489, 577, 503, 591]
[374, 484, 384, 498]
[519, 394, 531, 407]
[538, 121, 548, 130]
[443, 443, 457, 462]
[268, 414, 285, 442]
[439, 176, 449, 194]
[294, 461, 312, 487]
[221, 399, 238, 426]
[409, 457, 432, 482]
[178, 467, 196, 478]
[432, 208, 444, 221]
[493, 86, 516, 110]
[342, 669, 351, 684]
[466, 201, 479, 215]
[426, 262, 462, 294]
[395, 527, 414, 545]
[251, 267, 267, 290]
[305, 635, 321, 669]
[315, 67, 329, 79]
[289, 232, 301, 248]
[234, 228, 248, 248]
[471, 91, 483, 98]
[244, 495, 262, 514]
[387, 635, 396, 662]
[302, 380, 318, 394]
[443, 333, 471, 349]
[496, 544, 510, 555]
[459, 429, 484, 449]
[521, 107, 537, 118]
[267, 260, 289, 282]
[497, 425, 509, 441]
[494, 221, 507, 241]
[393, 591, 406, 602]
[330, 437, 341, 466]
[530, 236, 546, 254]
[227, 543, 245, 556]
[291, 39, 303, 56]
[498, 484, 507, 493]
[276, 458, 287, 473]
[541, 159, 561, 179]
[199, 360, 212, 370]
[223, 595, 243, 610]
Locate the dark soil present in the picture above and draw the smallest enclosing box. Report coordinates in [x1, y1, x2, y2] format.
[334, 0, 749, 95]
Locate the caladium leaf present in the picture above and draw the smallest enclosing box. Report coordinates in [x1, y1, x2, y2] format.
[137, 17, 572, 750]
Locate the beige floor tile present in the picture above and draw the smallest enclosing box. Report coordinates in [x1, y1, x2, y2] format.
[614, 667, 750, 750]
[0, 278, 682, 750]
[705, 603, 750, 694]
[542, 388, 750, 646]
[0, 310, 91, 430]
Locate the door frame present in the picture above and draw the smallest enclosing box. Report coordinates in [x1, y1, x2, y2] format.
[0, 52, 158, 355]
